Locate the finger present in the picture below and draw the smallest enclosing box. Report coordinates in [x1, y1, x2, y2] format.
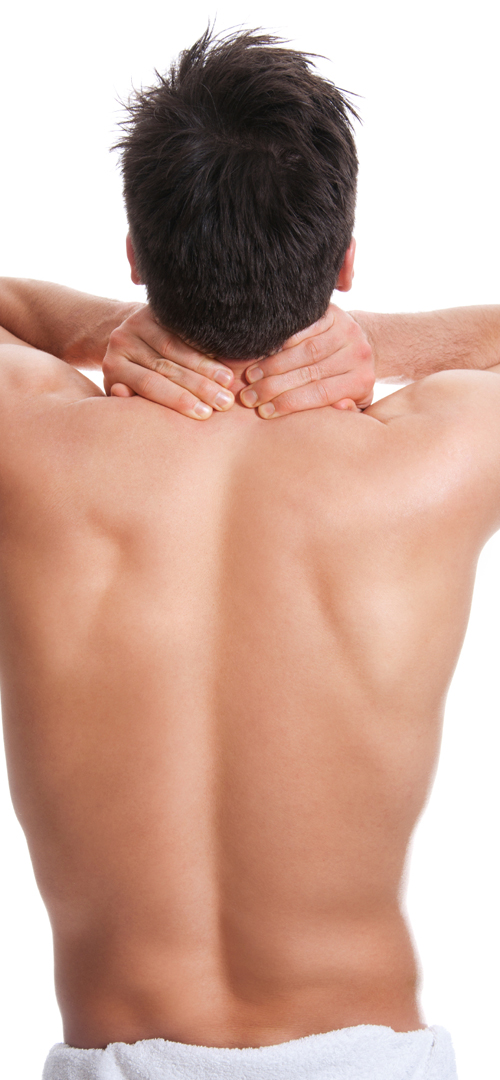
[245, 332, 338, 383]
[256, 375, 371, 418]
[242, 352, 374, 411]
[241, 361, 331, 407]
[110, 317, 234, 388]
[103, 355, 235, 413]
[107, 332, 235, 389]
[332, 398, 359, 412]
[245, 307, 371, 384]
[155, 338, 235, 387]
[110, 383, 135, 397]
[241, 357, 371, 408]
[109, 365, 215, 419]
[245, 308, 338, 382]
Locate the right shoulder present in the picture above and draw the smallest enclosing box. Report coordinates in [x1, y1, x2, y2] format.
[364, 369, 500, 539]
[365, 368, 500, 427]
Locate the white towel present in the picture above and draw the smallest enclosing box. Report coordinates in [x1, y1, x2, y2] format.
[42, 1024, 457, 1079]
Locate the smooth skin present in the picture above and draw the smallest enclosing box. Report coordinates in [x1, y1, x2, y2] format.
[1, 288, 500, 1051]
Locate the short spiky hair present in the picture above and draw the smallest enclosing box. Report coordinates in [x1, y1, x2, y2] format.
[115, 28, 359, 359]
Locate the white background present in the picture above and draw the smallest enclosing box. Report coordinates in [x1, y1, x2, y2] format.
[1, 1, 500, 1077]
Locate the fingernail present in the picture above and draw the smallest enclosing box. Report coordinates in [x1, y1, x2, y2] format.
[246, 367, 264, 383]
[214, 369, 233, 387]
[241, 389, 258, 406]
[194, 402, 212, 418]
[259, 402, 275, 418]
[214, 390, 234, 409]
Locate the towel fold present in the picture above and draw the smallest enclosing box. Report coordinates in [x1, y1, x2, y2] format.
[43, 1024, 457, 1079]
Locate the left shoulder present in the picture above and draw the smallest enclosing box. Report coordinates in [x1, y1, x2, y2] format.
[0, 344, 104, 489]
[0, 342, 103, 411]
[0, 345, 106, 532]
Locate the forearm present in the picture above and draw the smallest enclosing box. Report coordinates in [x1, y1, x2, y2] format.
[0, 278, 141, 367]
[351, 306, 500, 381]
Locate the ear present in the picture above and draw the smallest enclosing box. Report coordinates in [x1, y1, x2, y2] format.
[335, 237, 356, 292]
[126, 234, 143, 285]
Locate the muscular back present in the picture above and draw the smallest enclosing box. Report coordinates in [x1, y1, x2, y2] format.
[1, 347, 499, 1049]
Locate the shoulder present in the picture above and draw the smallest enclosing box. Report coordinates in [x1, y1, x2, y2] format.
[368, 366, 500, 454]
[366, 368, 500, 424]
[364, 369, 500, 538]
[0, 343, 103, 405]
[365, 370, 500, 451]
[0, 343, 104, 488]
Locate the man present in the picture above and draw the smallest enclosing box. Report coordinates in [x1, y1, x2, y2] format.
[1, 28, 500, 1080]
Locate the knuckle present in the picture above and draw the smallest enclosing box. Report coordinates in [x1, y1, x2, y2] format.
[153, 356, 175, 378]
[273, 389, 294, 413]
[347, 322, 362, 346]
[258, 379, 277, 402]
[197, 356, 216, 378]
[304, 337, 320, 364]
[108, 327, 126, 350]
[300, 363, 318, 385]
[159, 333, 175, 359]
[314, 380, 331, 405]
[136, 370, 157, 397]
[102, 355, 120, 381]
[346, 315, 359, 338]
[177, 389, 196, 412]
[260, 360, 283, 381]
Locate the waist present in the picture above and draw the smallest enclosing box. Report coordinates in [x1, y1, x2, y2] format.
[54, 910, 422, 1050]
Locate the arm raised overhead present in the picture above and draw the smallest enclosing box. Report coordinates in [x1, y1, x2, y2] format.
[0, 278, 237, 421]
[352, 306, 500, 382]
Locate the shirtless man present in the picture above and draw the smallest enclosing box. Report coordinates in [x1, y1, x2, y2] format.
[1, 28, 500, 1080]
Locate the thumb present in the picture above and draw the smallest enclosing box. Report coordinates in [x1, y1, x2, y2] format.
[110, 383, 135, 397]
[332, 398, 359, 412]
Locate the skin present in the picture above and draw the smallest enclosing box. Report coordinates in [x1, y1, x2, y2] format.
[0, 244, 375, 421]
[1, 307, 500, 1051]
[114, 236, 368, 418]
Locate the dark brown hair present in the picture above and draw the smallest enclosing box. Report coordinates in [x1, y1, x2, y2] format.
[115, 28, 359, 359]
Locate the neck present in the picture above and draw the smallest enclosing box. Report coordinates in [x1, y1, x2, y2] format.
[225, 360, 259, 396]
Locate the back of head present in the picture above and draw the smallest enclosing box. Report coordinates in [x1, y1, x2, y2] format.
[116, 28, 359, 359]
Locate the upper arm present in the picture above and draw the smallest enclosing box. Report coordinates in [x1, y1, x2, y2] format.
[0, 343, 104, 410]
[0, 325, 31, 347]
[365, 368, 500, 432]
[0, 343, 104, 508]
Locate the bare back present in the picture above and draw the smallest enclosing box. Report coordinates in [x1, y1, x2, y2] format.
[1, 348, 499, 1049]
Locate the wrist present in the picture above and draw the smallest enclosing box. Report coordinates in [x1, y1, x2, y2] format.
[63, 300, 144, 367]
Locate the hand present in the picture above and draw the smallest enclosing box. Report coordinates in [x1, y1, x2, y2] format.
[239, 304, 374, 417]
[102, 305, 235, 419]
